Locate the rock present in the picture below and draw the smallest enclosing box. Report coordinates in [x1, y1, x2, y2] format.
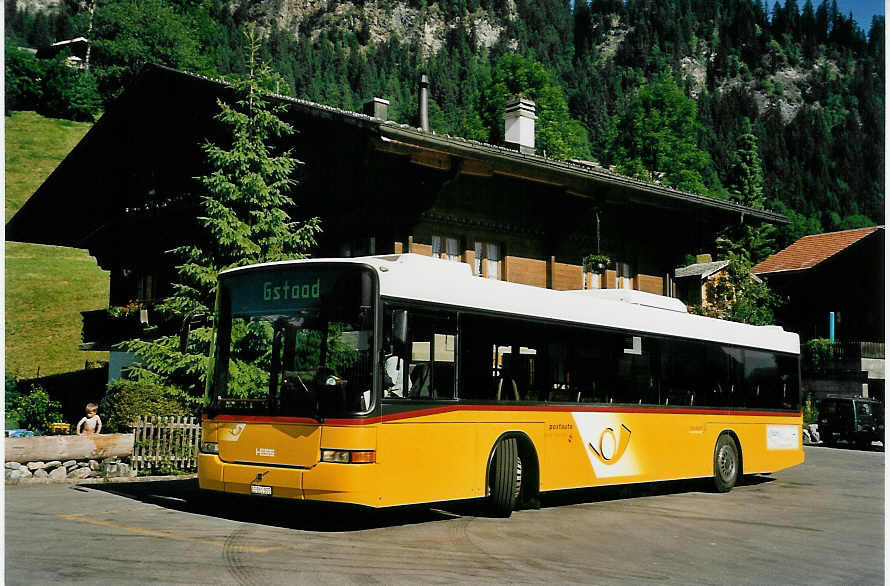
[33, 469, 49, 480]
[77, 462, 90, 468]
[45, 460, 62, 470]
[68, 468, 92, 480]
[27, 461, 46, 471]
[89, 460, 100, 471]
[6, 462, 22, 470]
[117, 463, 131, 477]
[62, 460, 76, 468]
[13, 468, 32, 480]
[49, 466, 68, 482]
[5, 469, 13, 480]
[104, 463, 119, 475]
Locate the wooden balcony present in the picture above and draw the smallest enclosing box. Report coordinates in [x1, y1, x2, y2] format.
[80, 305, 177, 350]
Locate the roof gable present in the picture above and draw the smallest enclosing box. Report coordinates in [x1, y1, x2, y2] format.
[674, 260, 730, 279]
[752, 226, 883, 275]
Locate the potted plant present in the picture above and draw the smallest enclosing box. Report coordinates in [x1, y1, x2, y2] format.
[583, 254, 611, 274]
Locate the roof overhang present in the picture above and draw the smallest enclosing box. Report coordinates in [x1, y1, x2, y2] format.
[377, 125, 788, 224]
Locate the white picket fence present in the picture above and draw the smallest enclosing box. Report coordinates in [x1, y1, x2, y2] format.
[131, 416, 201, 474]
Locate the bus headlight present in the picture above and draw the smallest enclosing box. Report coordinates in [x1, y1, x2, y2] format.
[201, 442, 219, 455]
[321, 449, 376, 464]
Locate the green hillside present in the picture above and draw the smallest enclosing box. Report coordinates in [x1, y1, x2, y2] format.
[5, 111, 110, 378]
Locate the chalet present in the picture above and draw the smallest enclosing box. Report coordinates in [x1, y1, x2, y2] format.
[752, 226, 885, 400]
[6, 64, 789, 378]
[673, 255, 731, 307]
[35, 37, 89, 69]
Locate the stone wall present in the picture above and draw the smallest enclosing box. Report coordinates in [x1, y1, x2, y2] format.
[5, 457, 134, 484]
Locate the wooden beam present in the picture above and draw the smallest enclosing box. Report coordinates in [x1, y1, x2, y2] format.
[410, 150, 451, 171]
[493, 167, 566, 187]
[460, 158, 494, 177]
[5, 433, 135, 463]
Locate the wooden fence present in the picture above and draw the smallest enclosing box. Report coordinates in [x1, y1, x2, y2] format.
[132, 416, 201, 474]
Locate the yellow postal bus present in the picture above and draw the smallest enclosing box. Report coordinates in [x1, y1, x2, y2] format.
[198, 254, 803, 516]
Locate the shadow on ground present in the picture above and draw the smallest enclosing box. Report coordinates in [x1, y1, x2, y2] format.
[811, 441, 885, 452]
[538, 474, 773, 509]
[82, 473, 775, 532]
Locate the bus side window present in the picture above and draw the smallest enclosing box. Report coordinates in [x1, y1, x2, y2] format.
[405, 311, 457, 400]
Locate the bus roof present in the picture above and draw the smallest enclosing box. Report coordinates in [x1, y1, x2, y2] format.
[221, 254, 800, 355]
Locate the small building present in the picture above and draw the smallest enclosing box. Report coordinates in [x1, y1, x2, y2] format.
[6, 64, 789, 379]
[752, 226, 885, 400]
[673, 256, 730, 307]
[35, 37, 89, 68]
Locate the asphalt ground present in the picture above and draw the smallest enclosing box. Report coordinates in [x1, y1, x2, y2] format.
[4, 445, 883, 584]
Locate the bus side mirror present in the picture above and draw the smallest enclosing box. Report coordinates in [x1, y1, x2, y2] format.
[392, 309, 408, 354]
[179, 311, 206, 353]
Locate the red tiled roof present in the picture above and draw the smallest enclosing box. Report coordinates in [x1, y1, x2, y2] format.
[752, 226, 883, 275]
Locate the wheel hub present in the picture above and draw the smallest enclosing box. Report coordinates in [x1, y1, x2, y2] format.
[718, 445, 736, 481]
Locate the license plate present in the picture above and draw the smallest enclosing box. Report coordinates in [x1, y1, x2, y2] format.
[250, 484, 272, 496]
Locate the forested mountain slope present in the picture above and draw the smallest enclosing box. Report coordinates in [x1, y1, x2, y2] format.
[6, 0, 884, 250]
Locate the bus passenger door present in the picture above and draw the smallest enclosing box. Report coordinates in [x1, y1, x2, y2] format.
[379, 308, 474, 505]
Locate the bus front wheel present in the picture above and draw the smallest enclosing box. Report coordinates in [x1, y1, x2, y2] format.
[713, 434, 739, 493]
[488, 438, 521, 517]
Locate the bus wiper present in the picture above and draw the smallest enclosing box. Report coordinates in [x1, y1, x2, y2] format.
[282, 370, 323, 423]
[298, 373, 324, 424]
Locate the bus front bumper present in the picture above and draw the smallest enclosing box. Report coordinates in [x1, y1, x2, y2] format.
[198, 454, 379, 506]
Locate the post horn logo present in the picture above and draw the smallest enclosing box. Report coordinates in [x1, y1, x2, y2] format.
[588, 424, 632, 465]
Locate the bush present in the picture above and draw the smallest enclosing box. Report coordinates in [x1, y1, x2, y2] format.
[100, 379, 190, 433]
[5, 374, 24, 428]
[37, 55, 101, 122]
[805, 338, 837, 373]
[8, 385, 64, 434]
[5, 44, 101, 122]
[5, 44, 44, 113]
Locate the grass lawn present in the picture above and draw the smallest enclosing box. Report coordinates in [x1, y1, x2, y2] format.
[5, 111, 110, 377]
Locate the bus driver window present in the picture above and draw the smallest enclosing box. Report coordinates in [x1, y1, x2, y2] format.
[382, 307, 456, 400]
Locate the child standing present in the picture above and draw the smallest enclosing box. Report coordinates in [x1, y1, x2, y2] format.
[77, 403, 102, 435]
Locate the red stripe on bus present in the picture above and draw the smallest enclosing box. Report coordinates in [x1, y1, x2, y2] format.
[205, 406, 800, 425]
[206, 414, 382, 425]
[379, 404, 801, 423]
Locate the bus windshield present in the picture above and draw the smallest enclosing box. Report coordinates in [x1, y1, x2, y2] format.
[208, 265, 376, 418]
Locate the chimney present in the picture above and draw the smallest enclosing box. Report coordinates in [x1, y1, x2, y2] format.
[419, 73, 429, 132]
[504, 95, 536, 155]
[363, 97, 389, 121]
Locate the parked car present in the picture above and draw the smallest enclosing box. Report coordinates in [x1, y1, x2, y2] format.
[818, 396, 884, 449]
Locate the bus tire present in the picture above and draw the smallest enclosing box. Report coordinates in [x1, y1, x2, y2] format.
[713, 433, 739, 493]
[488, 437, 520, 517]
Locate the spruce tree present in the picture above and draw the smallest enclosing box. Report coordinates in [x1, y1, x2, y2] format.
[701, 117, 780, 326]
[120, 27, 321, 406]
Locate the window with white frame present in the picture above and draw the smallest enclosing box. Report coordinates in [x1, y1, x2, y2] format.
[617, 262, 634, 289]
[584, 271, 602, 290]
[474, 241, 501, 279]
[432, 235, 460, 261]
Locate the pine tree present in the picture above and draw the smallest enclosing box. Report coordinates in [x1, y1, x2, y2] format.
[728, 117, 764, 209]
[718, 116, 775, 263]
[700, 117, 780, 326]
[120, 27, 321, 406]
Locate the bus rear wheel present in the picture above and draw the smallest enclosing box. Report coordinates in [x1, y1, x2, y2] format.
[488, 438, 521, 517]
[713, 434, 739, 493]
